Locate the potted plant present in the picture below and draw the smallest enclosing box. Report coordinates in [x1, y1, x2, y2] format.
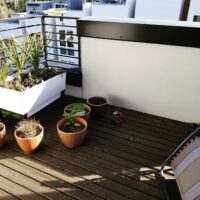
[0, 122, 6, 148]
[64, 103, 91, 122]
[0, 34, 66, 117]
[87, 96, 107, 119]
[14, 119, 44, 154]
[112, 108, 124, 124]
[57, 111, 88, 149]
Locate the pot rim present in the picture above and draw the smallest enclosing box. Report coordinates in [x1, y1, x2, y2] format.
[14, 124, 44, 141]
[87, 96, 107, 107]
[57, 117, 87, 135]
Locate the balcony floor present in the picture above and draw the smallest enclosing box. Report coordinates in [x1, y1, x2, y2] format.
[0, 95, 193, 200]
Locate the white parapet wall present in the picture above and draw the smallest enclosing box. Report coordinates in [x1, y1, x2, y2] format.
[80, 36, 200, 123]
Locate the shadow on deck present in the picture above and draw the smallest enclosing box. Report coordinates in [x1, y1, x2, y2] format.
[0, 95, 194, 200]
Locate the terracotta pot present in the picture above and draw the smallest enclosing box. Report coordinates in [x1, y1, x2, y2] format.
[14, 124, 44, 154]
[112, 111, 124, 124]
[0, 122, 6, 148]
[57, 117, 87, 148]
[64, 103, 91, 122]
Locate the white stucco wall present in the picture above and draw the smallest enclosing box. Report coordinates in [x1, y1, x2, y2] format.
[187, 0, 200, 21]
[135, 0, 184, 20]
[81, 37, 200, 123]
[91, 0, 136, 18]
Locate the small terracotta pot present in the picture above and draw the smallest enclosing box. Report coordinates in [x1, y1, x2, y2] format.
[14, 124, 44, 154]
[112, 111, 124, 124]
[0, 123, 6, 148]
[64, 103, 91, 122]
[57, 117, 87, 148]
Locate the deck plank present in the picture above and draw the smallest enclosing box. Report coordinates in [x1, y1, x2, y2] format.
[44, 136, 162, 186]
[3, 144, 130, 200]
[0, 151, 103, 200]
[43, 139, 164, 199]
[0, 187, 21, 200]
[90, 117, 180, 149]
[0, 170, 47, 200]
[0, 160, 73, 200]
[0, 95, 194, 200]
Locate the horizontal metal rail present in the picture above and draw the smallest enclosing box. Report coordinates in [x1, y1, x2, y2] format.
[47, 59, 79, 67]
[43, 15, 79, 20]
[44, 31, 78, 37]
[0, 15, 41, 22]
[46, 52, 79, 59]
[46, 45, 79, 52]
[0, 23, 41, 32]
[43, 23, 77, 28]
[45, 38, 78, 44]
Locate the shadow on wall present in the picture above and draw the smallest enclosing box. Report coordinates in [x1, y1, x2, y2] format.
[107, 94, 131, 109]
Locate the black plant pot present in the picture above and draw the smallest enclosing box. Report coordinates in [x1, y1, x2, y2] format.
[87, 96, 107, 120]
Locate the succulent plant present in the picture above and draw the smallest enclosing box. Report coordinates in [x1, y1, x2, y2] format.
[62, 103, 86, 126]
[0, 123, 4, 131]
[66, 103, 87, 117]
[15, 119, 41, 139]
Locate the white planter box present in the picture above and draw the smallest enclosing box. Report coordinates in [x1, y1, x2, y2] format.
[0, 72, 66, 117]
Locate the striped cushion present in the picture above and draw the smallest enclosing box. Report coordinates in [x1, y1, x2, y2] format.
[171, 137, 200, 200]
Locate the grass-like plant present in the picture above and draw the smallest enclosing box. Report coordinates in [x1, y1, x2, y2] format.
[0, 36, 31, 75]
[0, 62, 9, 83]
[0, 33, 55, 92]
[28, 32, 51, 71]
[28, 33, 44, 71]
[0, 48, 10, 83]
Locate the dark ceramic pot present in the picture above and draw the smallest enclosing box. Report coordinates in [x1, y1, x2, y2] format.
[87, 96, 107, 119]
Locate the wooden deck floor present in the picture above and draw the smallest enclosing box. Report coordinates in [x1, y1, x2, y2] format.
[0, 96, 194, 200]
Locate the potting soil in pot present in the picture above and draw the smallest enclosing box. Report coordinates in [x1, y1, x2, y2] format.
[87, 97, 107, 120]
[89, 98, 106, 105]
[60, 122, 85, 133]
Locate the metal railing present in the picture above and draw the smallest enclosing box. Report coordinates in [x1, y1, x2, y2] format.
[0, 15, 81, 71]
[41, 15, 80, 70]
